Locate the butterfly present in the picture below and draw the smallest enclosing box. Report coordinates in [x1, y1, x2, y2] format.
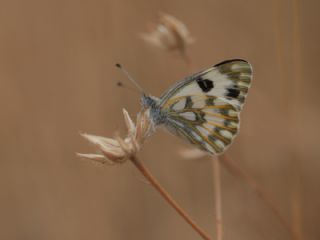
[126, 59, 252, 155]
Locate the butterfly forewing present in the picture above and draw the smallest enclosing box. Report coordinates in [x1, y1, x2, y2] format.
[160, 59, 252, 110]
[159, 59, 252, 155]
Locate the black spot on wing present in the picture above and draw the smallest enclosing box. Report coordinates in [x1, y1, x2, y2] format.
[196, 111, 206, 123]
[226, 88, 240, 98]
[214, 59, 248, 67]
[185, 96, 193, 108]
[205, 97, 215, 106]
[196, 78, 214, 93]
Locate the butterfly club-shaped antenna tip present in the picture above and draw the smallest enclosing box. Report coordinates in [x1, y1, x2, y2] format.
[115, 63, 144, 94]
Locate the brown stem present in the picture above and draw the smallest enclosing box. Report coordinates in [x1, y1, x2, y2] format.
[181, 50, 194, 74]
[129, 155, 212, 240]
[219, 154, 296, 239]
[213, 158, 223, 240]
[290, 0, 303, 239]
[290, 153, 303, 240]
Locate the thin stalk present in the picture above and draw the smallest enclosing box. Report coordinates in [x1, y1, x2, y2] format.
[181, 50, 193, 73]
[213, 157, 223, 240]
[129, 155, 212, 240]
[291, 0, 303, 239]
[219, 154, 296, 239]
[271, 0, 288, 109]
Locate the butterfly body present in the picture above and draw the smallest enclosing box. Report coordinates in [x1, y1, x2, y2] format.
[141, 59, 252, 155]
[141, 94, 168, 125]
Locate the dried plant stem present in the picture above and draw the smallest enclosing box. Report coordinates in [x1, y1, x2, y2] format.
[129, 155, 212, 240]
[290, 154, 303, 240]
[272, 0, 289, 109]
[213, 157, 223, 240]
[219, 154, 296, 239]
[181, 51, 193, 73]
[271, 0, 303, 239]
[291, 0, 303, 239]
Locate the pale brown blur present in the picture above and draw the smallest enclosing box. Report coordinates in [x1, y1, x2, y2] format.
[0, 0, 319, 240]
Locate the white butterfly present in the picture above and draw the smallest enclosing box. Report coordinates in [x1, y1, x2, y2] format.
[122, 59, 252, 155]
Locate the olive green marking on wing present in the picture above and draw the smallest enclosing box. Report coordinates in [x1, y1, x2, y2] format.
[215, 59, 252, 75]
[227, 73, 252, 81]
[203, 111, 238, 121]
[169, 109, 205, 125]
[166, 111, 220, 154]
[205, 97, 215, 105]
[165, 118, 210, 153]
[213, 60, 252, 109]
[202, 124, 231, 146]
[196, 127, 223, 154]
[204, 122, 237, 131]
[185, 96, 193, 108]
[167, 109, 238, 154]
[163, 93, 241, 155]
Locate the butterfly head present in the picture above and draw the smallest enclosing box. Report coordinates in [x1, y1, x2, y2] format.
[141, 94, 167, 126]
[141, 94, 159, 109]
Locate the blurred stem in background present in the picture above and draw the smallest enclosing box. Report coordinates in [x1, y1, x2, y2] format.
[219, 154, 296, 239]
[272, 0, 304, 239]
[213, 157, 223, 240]
[79, 110, 213, 240]
[130, 155, 212, 240]
[140, 13, 194, 73]
[291, 0, 303, 239]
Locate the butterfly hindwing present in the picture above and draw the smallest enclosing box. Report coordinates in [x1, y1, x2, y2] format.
[163, 95, 239, 154]
[157, 59, 252, 155]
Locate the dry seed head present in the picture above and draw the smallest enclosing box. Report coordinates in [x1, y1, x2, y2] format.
[78, 108, 154, 164]
[140, 13, 194, 55]
[179, 147, 207, 160]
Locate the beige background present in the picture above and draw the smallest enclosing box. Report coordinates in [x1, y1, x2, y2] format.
[0, 0, 319, 239]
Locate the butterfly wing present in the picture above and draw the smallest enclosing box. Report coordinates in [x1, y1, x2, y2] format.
[160, 59, 252, 110]
[159, 59, 252, 155]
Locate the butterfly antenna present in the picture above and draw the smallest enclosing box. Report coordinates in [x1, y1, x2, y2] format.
[116, 81, 141, 95]
[115, 63, 144, 93]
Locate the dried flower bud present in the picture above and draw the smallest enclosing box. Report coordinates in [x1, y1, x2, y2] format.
[179, 148, 207, 160]
[140, 13, 194, 56]
[78, 109, 154, 164]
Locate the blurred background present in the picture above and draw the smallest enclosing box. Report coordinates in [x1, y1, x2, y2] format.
[0, 0, 319, 239]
